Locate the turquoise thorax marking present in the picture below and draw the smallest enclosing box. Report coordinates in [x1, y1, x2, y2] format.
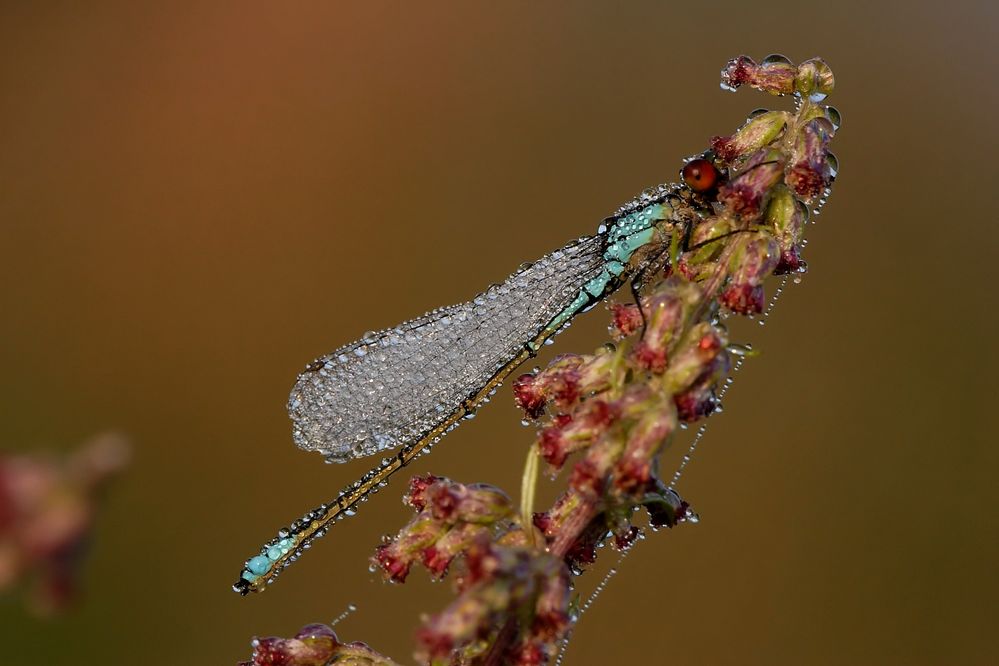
[540, 201, 671, 339]
[605, 227, 654, 264]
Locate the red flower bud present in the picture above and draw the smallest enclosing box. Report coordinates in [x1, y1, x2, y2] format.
[720, 282, 765, 314]
[774, 247, 804, 275]
[663, 323, 728, 395]
[511, 642, 548, 666]
[421, 523, 489, 578]
[531, 565, 571, 641]
[674, 384, 719, 423]
[513, 352, 614, 418]
[786, 117, 835, 199]
[406, 474, 443, 511]
[721, 234, 780, 314]
[569, 454, 607, 498]
[414, 625, 456, 663]
[629, 283, 698, 373]
[613, 525, 641, 550]
[532, 511, 553, 535]
[417, 542, 570, 663]
[513, 373, 547, 418]
[244, 624, 339, 666]
[721, 55, 796, 96]
[644, 487, 688, 529]
[613, 400, 677, 495]
[424, 480, 512, 525]
[718, 151, 785, 220]
[563, 517, 606, 571]
[373, 511, 449, 582]
[374, 543, 413, 583]
[538, 400, 617, 470]
[610, 302, 643, 339]
[632, 340, 669, 374]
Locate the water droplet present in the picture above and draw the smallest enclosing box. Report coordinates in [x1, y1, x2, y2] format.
[826, 152, 839, 178]
[762, 53, 792, 66]
[825, 106, 842, 130]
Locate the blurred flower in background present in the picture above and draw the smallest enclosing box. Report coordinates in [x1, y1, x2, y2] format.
[0, 432, 129, 616]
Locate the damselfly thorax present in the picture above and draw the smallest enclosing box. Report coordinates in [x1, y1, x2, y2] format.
[234, 179, 715, 594]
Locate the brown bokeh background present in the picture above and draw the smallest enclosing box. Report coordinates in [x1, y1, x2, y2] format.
[1, 2, 996, 664]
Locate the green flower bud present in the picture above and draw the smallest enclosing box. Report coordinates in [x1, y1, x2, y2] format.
[766, 185, 804, 243]
[711, 110, 789, 162]
[662, 322, 728, 394]
[765, 185, 808, 274]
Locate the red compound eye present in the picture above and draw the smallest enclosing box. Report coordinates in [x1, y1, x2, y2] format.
[682, 158, 719, 193]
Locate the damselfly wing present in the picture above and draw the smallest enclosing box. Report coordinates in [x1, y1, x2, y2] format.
[288, 236, 608, 463]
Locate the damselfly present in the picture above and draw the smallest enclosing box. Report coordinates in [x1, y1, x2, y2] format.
[234, 162, 722, 594]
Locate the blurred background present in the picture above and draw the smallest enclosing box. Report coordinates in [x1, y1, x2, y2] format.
[1, 2, 996, 664]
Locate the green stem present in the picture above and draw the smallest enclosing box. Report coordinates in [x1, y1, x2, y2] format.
[521, 443, 540, 548]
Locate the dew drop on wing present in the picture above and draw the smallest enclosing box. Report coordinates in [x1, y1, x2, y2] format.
[287, 235, 611, 462]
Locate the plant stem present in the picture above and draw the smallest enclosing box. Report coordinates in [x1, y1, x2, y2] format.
[521, 443, 540, 549]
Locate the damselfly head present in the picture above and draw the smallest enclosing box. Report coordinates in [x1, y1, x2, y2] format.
[681, 159, 718, 193]
[680, 150, 725, 197]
